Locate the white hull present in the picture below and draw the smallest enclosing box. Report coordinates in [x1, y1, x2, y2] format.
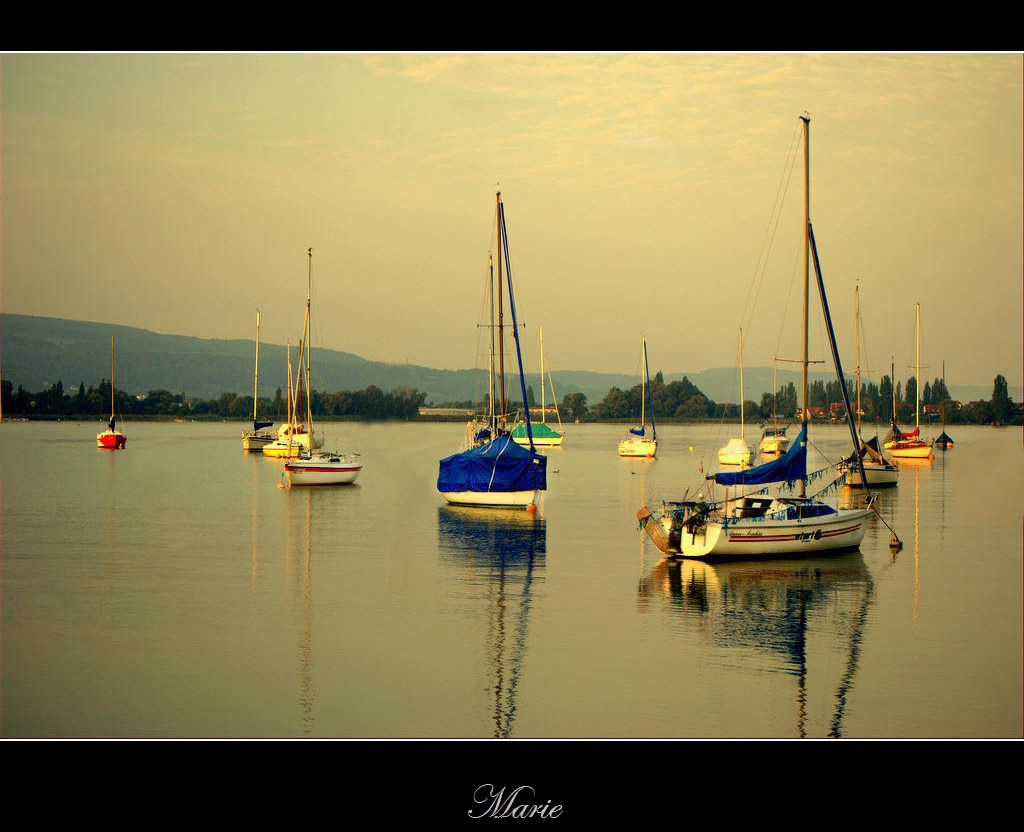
[440, 489, 540, 509]
[887, 440, 933, 459]
[513, 435, 563, 447]
[263, 431, 323, 458]
[759, 437, 790, 456]
[640, 501, 872, 560]
[843, 461, 899, 487]
[619, 438, 657, 458]
[242, 431, 274, 451]
[718, 438, 753, 466]
[285, 453, 362, 485]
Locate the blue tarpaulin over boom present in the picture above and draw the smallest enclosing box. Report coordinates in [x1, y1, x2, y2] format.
[629, 426, 645, 437]
[713, 424, 808, 486]
[437, 436, 547, 493]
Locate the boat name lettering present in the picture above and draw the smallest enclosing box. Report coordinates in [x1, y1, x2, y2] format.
[799, 529, 824, 542]
[468, 784, 564, 820]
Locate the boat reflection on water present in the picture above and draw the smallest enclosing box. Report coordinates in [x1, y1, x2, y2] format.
[437, 506, 546, 738]
[639, 552, 873, 738]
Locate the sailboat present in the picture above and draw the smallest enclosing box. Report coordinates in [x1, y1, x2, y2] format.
[511, 326, 564, 448]
[758, 360, 791, 456]
[281, 248, 362, 486]
[718, 327, 754, 465]
[934, 360, 954, 450]
[618, 336, 658, 458]
[884, 303, 934, 459]
[436, 192, 547, 509]
[242, 309, 275, 451]
[638, 115, 873, 560]
[96, 336, 127, 450]
[263, 249, 326, 459]
[839, 286, 898, 487]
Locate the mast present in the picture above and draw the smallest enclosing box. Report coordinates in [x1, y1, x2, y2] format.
[640, 337, 646, 432]
[800, 114, 810, 498]
[489, 253, 496, 430]
[644, 336, 656, 440]
[772, 359, 778, 427]
[739, 327, 745, 442]
[540, 326, 546, 424]
[305, 248, 314, 438]
[891, 355, 897, 430]
[497, 194, 534, 449]
[855, 286, 861, 437]
[110, 336, 116, 428]
[941, 359, 946, 432]
[915, 302, 921, 429]
[286, 340, 294, 435]
[253, 310, 261, 425]
[110, 336, 115, 421]
[496, 192, 506, 427]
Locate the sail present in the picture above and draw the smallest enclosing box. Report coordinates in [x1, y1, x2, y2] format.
[438, 436, 548, 494]
[253, 419, 273, 431]
[713, 424, 807, 486]
[629, 426, 645, 437]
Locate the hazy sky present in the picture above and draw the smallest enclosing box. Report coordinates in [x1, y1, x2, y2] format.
[2, 52, 1021, 392]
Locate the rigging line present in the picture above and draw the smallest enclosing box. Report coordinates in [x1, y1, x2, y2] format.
[741, 120, 804, 341]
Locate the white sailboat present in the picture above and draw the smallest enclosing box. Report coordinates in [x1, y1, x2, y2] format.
[511, 326, 564, 447]
[437, 191, 547, 509]
[96, 336, 127, 450]
[840, 286, 898, 487]
[934, 359, 954, 450]
[758, 360, 791, 456]
[638, 115, 873, 560]
[242, 309, 275, 451]
[264, 249, 326, 459]
[885, 303, 934, 460]
[281, 248, 362, 486]
[718, 327, 754, 466]
[618, 336, 658, 458]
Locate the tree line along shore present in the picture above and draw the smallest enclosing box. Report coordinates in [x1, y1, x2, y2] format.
[1, 371, 1019, 426]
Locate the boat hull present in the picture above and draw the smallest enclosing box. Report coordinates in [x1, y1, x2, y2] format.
[887, 440, 933, 459]
[285, 454, 362, 486]
[718, 438, 753, 466]
[513, 435, 563, 448]
[759, 438, 790, 456]
[97, 429, 126, 449]
[263, 431, 323, 458]
[242, 431, 274, 451]
[619, 438, 657, 458]
[843, 461, 899, 487]
[639, 504, 872, 560]
[440, 489, 540, 509]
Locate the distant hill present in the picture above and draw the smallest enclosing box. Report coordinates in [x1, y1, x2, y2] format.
[0, 314, 1014, 406]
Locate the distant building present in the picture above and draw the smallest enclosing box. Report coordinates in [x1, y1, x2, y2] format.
[418, 407, 475, 417]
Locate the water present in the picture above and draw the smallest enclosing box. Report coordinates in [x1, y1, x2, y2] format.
[1, 419, 1020, 739]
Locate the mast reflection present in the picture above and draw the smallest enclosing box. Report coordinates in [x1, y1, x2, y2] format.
[437, 506, 546, 738]
[640, 553, 873, 738]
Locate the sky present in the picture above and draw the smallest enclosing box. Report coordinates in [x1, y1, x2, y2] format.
[1, 52, 1021, 394]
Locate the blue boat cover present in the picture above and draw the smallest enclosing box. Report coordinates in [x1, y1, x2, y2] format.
[629, 426, 645, 437]
[713, 424, 808, 486]
[438, 435, 547, 493]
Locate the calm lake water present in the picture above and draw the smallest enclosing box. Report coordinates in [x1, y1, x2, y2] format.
[1, 419, 1021, 740]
